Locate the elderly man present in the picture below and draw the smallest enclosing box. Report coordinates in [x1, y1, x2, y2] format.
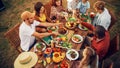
[19, 11, 61, 51]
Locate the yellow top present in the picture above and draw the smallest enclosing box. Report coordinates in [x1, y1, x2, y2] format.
[39, 14, 46, 22]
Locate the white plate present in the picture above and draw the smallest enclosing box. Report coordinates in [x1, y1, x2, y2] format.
[61, 12, 68, 17]
[65, 22, 76, 29]
[34, 42, 46, 52]
[72, 34, 83, 43]
[78, 24, 88, 31]
[66, 49, 79, 61]
[47, 26, 59, 31]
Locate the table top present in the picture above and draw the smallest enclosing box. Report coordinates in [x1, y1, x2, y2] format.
[30, 26, 88, 68]
[30, 13, 91, 68]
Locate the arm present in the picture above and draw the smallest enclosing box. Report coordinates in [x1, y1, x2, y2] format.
[85, 1, 90, 15]
[45, 9, 52, 22]
[81, 22, 95, 31]
[38, 23, 62, 27]
[50, 6, 58, 18]
[32, 32, 59, 39]
[76, 2, 81, 13]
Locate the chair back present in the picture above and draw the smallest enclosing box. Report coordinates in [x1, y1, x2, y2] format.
[108, 10, 117, 30]
[4, 23, 22, 53]
[104, 33, 119, 59]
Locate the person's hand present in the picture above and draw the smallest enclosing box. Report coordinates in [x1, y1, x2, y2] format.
[51, 32, 59, 37]
[76, 19, 82, 24]
[87, 36, 93, 41]
[57, 23, 63, 26]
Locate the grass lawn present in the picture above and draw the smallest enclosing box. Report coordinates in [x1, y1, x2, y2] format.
[0, 0, 120, 68]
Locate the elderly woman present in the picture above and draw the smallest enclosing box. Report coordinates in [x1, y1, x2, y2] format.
[34, 2, 51, 22]
[93, 1, 111, 30]
[50, 0, 65, 21]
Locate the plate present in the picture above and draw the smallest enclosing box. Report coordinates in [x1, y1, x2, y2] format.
[42, 35, 53, 45]
[34, 42, 46, 52]
[58, 27, 68, 35]
[60, 11, 68, 17]
[65, 22, 76, 29]
[78, 24, 88, 31]
[47, 26, 58, 32]
[54, 61, 70, 68]
[71, 34, 83, 43]
[44, 48, 52, 54]
[66, 49, 79, 61]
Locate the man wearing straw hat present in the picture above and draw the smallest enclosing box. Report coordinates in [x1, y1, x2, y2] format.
[20, 11, 61, 52]
[14, 52, 38, 68]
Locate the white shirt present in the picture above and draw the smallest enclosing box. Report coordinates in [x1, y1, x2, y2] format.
[77, 1, 90, 14]
[19, 20, 40, 51]
[93, 8, 111, 30]
[67, 0, 79, 11]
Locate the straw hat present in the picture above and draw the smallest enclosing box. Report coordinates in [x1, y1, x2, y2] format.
[14, 52, 38, 68]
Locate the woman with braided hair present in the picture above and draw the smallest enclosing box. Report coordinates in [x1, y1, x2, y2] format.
[78, 47, 98, 68]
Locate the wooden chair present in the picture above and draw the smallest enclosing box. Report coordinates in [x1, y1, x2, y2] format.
[105, 33, 119, 58]
[102, 34, 120, 68]
[4, 23, 22, 53]
[108, 10, 117, 31]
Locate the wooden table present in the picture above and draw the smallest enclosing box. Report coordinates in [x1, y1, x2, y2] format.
[30, 26, 88, 68]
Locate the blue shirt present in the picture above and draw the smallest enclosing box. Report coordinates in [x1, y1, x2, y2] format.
[77, 1, 90, 14]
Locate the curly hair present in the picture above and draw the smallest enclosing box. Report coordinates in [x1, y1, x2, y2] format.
[94, 1, 106, 11]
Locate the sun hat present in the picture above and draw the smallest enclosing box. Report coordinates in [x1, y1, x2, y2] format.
[14, 52, 38, 68]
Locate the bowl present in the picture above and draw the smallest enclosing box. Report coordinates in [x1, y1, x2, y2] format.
[66, 49, 79, 61]
[47, 26, 58, 32]
[65, 22, 76, 29]
[58, 27, 68, 35]
[78, 24, 88, 31]
[34, 42, 46, 52]
[71, 34, 83, 43]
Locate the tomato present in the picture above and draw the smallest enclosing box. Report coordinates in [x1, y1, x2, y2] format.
[57, 48, 61, 52]
[54, 65, 58, 68]
[65, 64, 68, 68]
[60, 64, 64, 67]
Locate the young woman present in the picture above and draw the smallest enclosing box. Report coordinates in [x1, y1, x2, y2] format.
[93, 1, 111, 30]
[34, 2, 51, 22]
[50, 0, 65, 21]
[76, 0, 90, 15]
[79, 47, 98, 68]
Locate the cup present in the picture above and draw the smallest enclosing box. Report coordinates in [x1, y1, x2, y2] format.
[90, 12, 95, 18]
